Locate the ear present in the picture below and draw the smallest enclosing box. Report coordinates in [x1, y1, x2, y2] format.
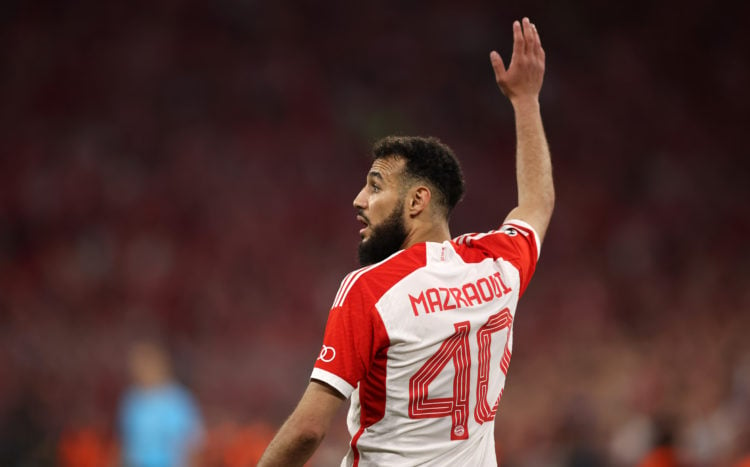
[407, 185, 432, 218]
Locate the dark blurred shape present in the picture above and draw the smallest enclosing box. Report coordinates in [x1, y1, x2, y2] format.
[559, 396, 606, 467]
[0, 386, 52, 466]
[637, 415, 679, 467]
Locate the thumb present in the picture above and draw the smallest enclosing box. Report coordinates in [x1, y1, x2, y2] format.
[489, 51, 506, 82]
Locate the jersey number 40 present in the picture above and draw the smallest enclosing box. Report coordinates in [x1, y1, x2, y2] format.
[408, 309, 513, 440]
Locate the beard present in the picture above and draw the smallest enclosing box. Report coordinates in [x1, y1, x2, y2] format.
[358, 200, 408, 266]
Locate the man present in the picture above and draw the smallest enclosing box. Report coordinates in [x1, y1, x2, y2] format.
[119, 340, 204, 467]
[259, 17, 552, 466]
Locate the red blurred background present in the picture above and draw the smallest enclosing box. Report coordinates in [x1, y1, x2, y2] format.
[1, 0, 748, 465]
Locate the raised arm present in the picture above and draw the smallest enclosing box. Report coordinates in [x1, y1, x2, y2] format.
[491, 18, 554, 243]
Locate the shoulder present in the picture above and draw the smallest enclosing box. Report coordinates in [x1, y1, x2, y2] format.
[165, 384, 199, 406]
[453, 219, 540, 261]
[332, 243, 428, 309]
[120, 388, 139, 413]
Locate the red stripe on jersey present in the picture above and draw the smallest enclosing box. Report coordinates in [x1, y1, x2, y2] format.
[351, 337, 389, 466]
[359, 327, 389, 427]
[334, 264, 377, 308]
[351, 425, 365, 466]
[342, 244, 428, 457]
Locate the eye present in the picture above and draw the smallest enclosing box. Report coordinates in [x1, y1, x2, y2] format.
[370, 183, 381, 193]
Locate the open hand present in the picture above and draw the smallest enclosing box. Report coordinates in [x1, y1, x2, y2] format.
[490, 18, 545, 104]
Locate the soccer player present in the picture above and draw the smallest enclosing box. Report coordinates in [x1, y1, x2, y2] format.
[259, 17, 552, 466]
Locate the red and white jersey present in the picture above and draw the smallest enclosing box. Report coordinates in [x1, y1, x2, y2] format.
[311, 220, 540, 466]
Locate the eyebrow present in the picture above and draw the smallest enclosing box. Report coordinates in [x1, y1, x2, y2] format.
[368, 171, 384, 181]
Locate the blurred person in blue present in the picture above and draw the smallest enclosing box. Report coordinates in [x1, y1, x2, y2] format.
[119, 340, 204, 467]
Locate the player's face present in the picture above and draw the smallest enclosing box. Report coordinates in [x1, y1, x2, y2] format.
[353, 157, 409, 266]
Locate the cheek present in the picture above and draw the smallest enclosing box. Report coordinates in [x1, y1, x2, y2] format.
[378, 197, 403, 221]
[369, 197, 391, 219]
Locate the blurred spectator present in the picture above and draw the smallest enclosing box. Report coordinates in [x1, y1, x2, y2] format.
[118, 340, 204, 467]
[636, 416, 679, 467]
[0, 384, 54, 466]
[558, 396, 605, 467]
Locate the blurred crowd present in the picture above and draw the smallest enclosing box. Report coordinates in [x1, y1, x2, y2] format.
[0, 0, 748, 466]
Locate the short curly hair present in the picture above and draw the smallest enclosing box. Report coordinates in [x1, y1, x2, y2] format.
[372, 136, 465, 217]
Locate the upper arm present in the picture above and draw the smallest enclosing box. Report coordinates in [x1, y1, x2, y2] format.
[257, 381, 345, 466]
[288, 380, 346, 437]
[504, 204, 552, 244]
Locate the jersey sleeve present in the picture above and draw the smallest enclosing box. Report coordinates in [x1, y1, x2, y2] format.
[453, 219, 541, 296]
[310, 274, 389, 398]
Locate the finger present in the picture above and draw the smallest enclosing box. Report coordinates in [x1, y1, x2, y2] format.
[531, 23, 545, 61]
[489, 50, 506, 81]
[512, 20, 524, 58]
[528, 23, 539, 56]
[531, 23, 540, 47]
[522, 18, 534, 55]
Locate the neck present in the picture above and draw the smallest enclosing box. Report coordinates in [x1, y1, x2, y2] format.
[403, 221, 451, 249]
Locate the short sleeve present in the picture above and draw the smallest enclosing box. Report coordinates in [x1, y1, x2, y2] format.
[310, 277, 388, 398]
[453, 219, 540, 296]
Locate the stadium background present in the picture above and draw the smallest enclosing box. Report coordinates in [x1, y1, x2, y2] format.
[1, 0, 748, 465]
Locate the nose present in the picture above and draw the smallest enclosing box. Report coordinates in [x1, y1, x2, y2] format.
[353, 187, 367, 210]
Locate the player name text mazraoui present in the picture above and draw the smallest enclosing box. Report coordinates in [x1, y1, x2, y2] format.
[408, 272, 513, 317]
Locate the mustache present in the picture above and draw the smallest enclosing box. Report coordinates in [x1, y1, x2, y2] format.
[357, 209, 370, 225]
